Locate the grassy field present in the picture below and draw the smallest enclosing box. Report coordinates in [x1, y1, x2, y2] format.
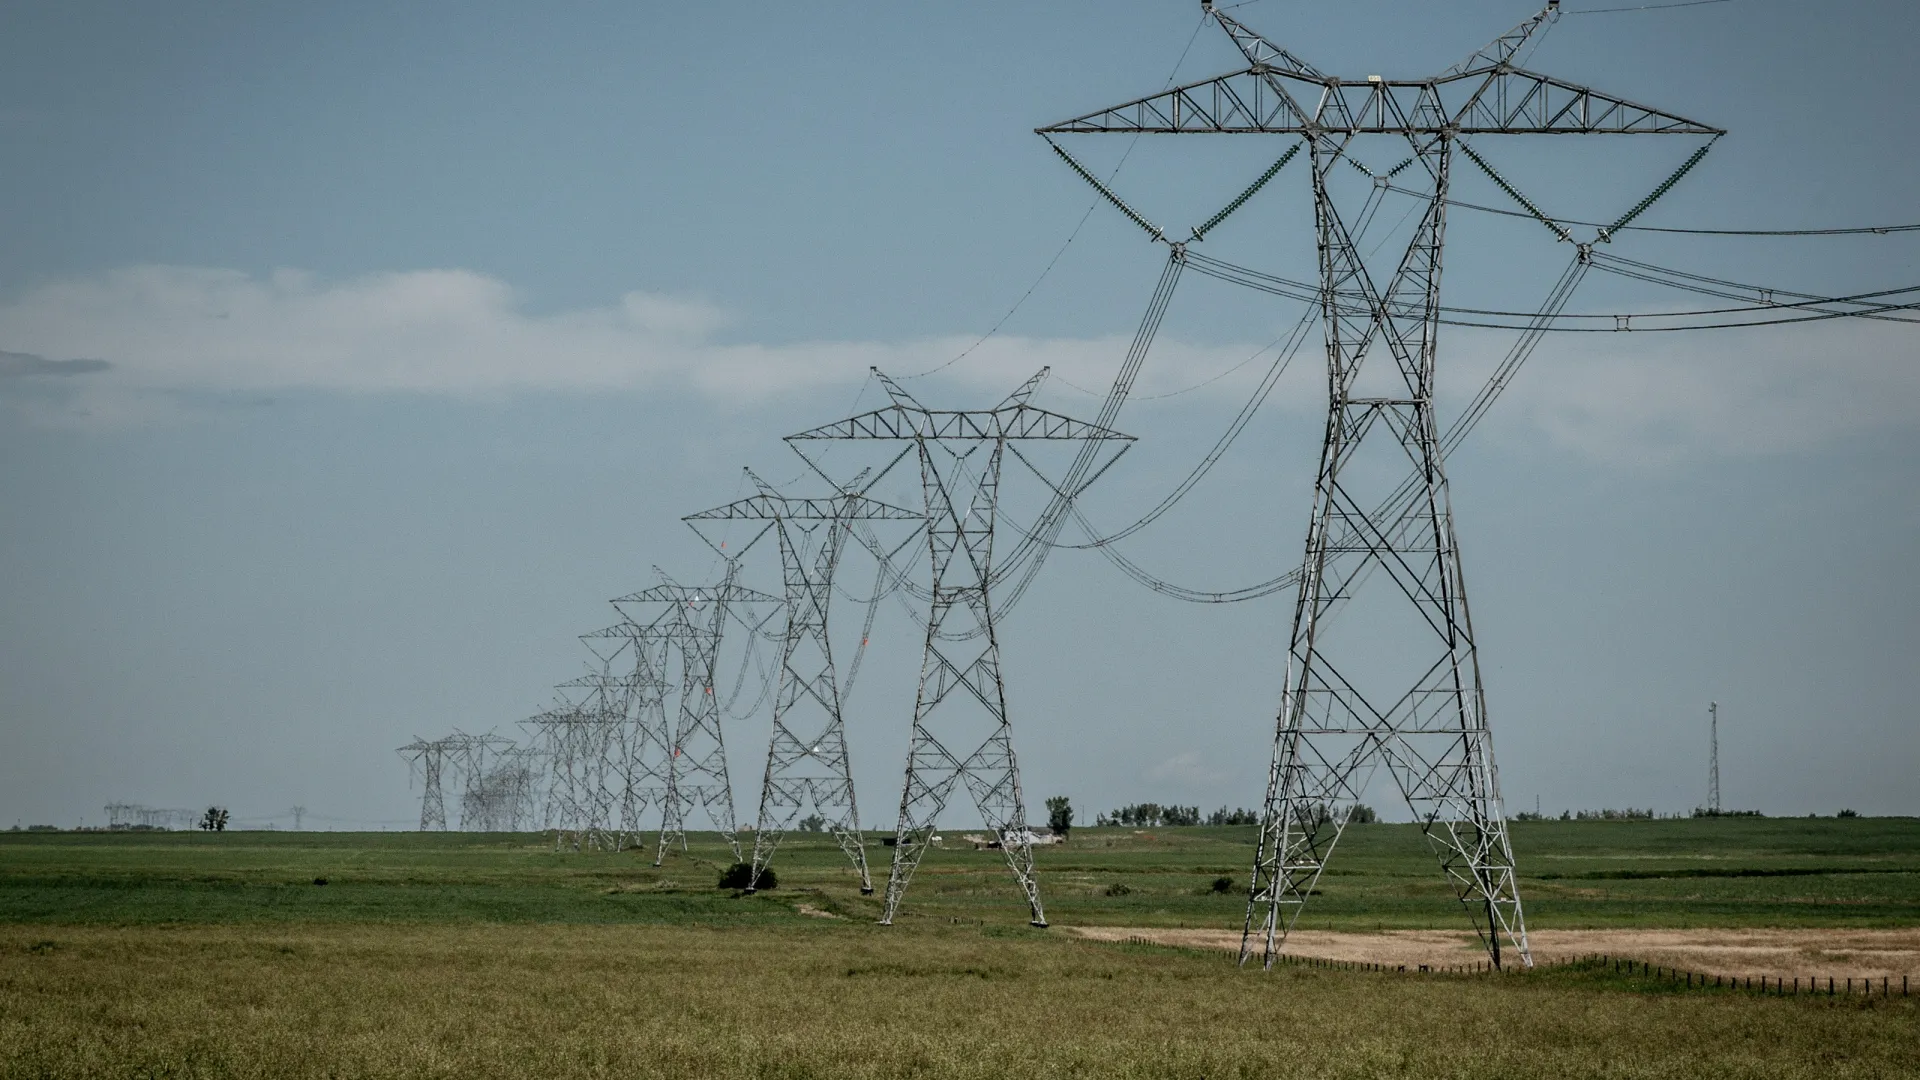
[2, 819, 1915, 1078]
[4, 817, 1916, 930]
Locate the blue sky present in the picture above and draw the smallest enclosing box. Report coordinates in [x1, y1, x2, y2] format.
[1, 0, 1915, 829]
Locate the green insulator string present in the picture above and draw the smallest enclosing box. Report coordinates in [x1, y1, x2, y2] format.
[1601, 137, 1718, 240]
[1458, 140, 1573, 243]
[1048, 140, 1164, 241]
[1191, 142, 1302, 241]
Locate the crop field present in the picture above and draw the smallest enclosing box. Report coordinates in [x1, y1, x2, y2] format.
[2, 818, 1916, 1078]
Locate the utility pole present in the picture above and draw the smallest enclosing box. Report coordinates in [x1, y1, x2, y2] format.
[1039, 2, 1721, 970]
[1708, 701, 1720, 815]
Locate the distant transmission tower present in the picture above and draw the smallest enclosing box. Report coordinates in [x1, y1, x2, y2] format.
[789, 369, 1132, 927]
[576, 615, 681, 847]
[1040, 2, 1721, 968]
[686, 468, 923, 894]
[1708, 701, 1720, 815]
[615, 566, 779, 865]
[396, 736, 454, 831]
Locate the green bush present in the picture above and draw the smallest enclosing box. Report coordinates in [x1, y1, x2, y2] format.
[717, 862, 775, 890]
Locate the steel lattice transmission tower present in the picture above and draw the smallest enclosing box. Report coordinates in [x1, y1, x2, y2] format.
[533, 668, 628, 849]
[397, 735, 456, 831]
[397, 731, 514, 831]
[578, 617, 680, 847]
[789, 369, 1132, 927]
[615, 567, 778, 866]
[1039, 2, 1721, 968]
[686, 470, 924, 895]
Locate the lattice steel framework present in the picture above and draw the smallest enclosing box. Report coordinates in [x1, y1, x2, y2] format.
[686, 470, 924, 894]
[1040, 2, 1721, 968]
[397, 735, 455, 831]
[578, 617, 679, 846]
[789, 369, 1132, 926]
[397, 731, 515, 833]
[539, 666, 633, 850]
[615, 567, 778, 865]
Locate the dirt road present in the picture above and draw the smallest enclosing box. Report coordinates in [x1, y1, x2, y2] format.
[1062, 926, 1920, 980]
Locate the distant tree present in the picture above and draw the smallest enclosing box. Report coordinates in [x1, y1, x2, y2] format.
[1101, 803, 1204, 828]
[1838, 808, 1860, 818]
[797, 814, 827, 833]
[1207, 806, 1260, 826]
[1045, 796, 1073, 838]
[198, 807, 229, 832]
[1163, 805, 1201, 827]
[1348, 804, 1378, 824]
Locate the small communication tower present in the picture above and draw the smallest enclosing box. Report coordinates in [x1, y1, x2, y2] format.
[1708, 702, 1721, 815]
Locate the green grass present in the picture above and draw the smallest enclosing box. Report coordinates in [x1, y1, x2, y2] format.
[1, 820, 1915, 1077]
[3, 817, 1917, 929]
[1, 922, 1914, 1079]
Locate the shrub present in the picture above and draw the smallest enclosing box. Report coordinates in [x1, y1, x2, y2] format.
[1103, 882, 1131, 897]
[717, 862, 775, 891]
[1209, 876, 1234, 894]
[1838, 808, 1860, 818]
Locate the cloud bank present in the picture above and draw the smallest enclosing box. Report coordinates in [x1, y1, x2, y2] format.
[2, 264, 1914, 460]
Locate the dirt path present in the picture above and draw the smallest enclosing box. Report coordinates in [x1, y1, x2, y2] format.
[1061, 926, 1920, 980]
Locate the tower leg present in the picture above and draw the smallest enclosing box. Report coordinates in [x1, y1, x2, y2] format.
[1243, 139, 1527, 969]
[879, 436, 1047, 927]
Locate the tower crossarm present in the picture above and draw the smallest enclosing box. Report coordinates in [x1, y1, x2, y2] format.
[1037, 66, 1721, 136]
[786, 404, 1133, 444]
[685, 492, 923, 522]
[1209, 8, 1325, 81]
[1438, 2, 1559, 79]
[612, 583, 780, 606]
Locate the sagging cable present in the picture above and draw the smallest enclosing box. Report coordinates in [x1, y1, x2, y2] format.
[1192, 143, 1303, 241]
[1049, 139, 1165, 242]
[1457, 140, 1574, 244]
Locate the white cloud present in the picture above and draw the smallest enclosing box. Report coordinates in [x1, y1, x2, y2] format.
[2, 264, 1915, 459]
[1445, 319, 1920, 464]
[0, 264, 1279, 413]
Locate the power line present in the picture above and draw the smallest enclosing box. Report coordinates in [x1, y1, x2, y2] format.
[900, 13, 1209, 380]
[1390, 181, 1920, 237]
[1568, 0, 1734, 13]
